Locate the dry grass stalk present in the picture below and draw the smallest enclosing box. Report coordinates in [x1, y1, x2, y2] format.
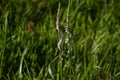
[27, 21, 38, 36]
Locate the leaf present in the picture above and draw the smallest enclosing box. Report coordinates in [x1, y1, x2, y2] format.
[48, 64, 54, 79]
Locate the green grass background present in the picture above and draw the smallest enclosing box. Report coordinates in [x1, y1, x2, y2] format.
[0, 0, 120, 80]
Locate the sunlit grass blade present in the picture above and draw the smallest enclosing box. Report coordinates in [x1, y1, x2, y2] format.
[19, 47, 28, 79]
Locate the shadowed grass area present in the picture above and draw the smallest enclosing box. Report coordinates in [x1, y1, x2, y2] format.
[0, 0, 120, 80]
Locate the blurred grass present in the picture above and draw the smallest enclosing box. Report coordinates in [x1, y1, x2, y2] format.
[0, 0, 120, 80]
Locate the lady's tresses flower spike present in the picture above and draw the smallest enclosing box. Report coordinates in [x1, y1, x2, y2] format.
[65, 26, 72, 38]
[56, 18, 59, 31]
[64, 1, 72, 53]
[56, 3, 63, 50]
[56, 3, 60, 31]
[57, 31, 63, 50]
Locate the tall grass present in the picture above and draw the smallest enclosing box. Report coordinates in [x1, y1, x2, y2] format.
[0, 0, 120, 80]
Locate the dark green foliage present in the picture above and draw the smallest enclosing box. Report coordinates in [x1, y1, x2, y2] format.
[0, 0, 120, 80]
